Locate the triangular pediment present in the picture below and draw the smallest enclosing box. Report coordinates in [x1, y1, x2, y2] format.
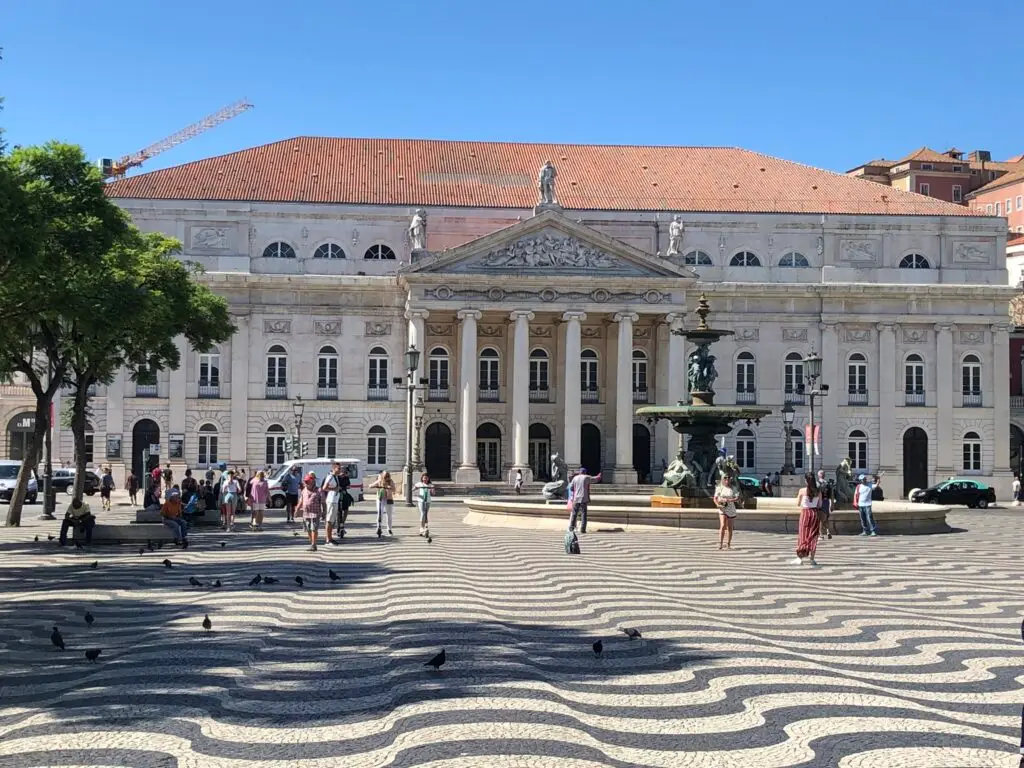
[402, 211, 696, 278]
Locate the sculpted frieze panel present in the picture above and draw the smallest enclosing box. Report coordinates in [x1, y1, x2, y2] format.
[844, 327, 872, 344]
[530, 327, 553, 338]
[447, 230, 651, 276]
[839, 239, 879, 264]
[782, 328, 808, 342]
[735, 328, 759, 341]
[959, 328, 985, 344]
[952, 242, 990, 264]
[902, 327, 927, 344]
[479, 325, 503, 337]
[263, 319, 291, 334]
[427, 323, 454, 337]
[425, 285, 671, 304]
[581, 327, 602, 339]
[365, 321, 392, 337]
[314, 320, 342, 336]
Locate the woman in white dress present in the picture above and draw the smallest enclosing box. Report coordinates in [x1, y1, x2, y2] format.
[713, 474, 740, 550]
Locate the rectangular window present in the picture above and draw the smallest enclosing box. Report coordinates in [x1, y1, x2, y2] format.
[920, 163, 933, 171]
[847, 363, 867, 392]
[265, 436, 285, 466]
[1007, 198, 1013, 214]
[632, 360, 647, 392]
[368, 357, 388, 388]
[199, 354, 220, 386]
[793, 435, 804, 470]
[529, 359, 549, 390]
[952, 185, 962, 203]
[317, 356, 338, 388]
[317, 435, 337, 458]
[919, 182, 930, 196]
[952, 164, 963, 172]
[83, 433, 94, 465]
[1017, 195, 1023, 211]
[266, 356, 287, 386]
[736, 359, 755, 391]
[905, 363, 924, 393]
[429, 357, 449, 389]
[479, 358, 500, 391]
[736, 438, 755, 469]
[848, 439, 868, 471]
[962, 364, 981, 395]
[962, 443, 981, 472]
[198, 435, 218, 466]
[987, 203, 995, 214]
[580, 360, 598, 391]
[996, 202, 1002, 216]
[784, 361, 804, 393]
[367, 435, 387, 465]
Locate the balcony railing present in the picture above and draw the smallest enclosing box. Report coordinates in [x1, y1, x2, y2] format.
[478, 387, 500, 402]
[198, 383, 220, 398]
[1012, 395, 1024, 410]
[847, 390, 868, 406]
[317, 385, 339, 400]
[366, 386, 389, 401]
[581, 389, 599, 404]
[961, 392, 983, 407]
[529, 388, 549, 403]
[784, 390, 805, 405]
[427, 386, 449, 402]
[904, 390, 925, 406]
[265, 384, 288, 400]
[735, 389, 757, 405]
[633, 388, 649, 404]
[135, 383, 158, 397]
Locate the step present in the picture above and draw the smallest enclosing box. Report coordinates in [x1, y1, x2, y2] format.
[74, 523, 175, 545]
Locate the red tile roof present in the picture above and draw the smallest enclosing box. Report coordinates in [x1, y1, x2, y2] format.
[969, 167, 1024, 197]
[893, 147, 965, 165]
[105, 137, 981, 217]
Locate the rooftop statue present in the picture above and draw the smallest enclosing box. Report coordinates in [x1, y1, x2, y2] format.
[538, 161, 558, 206]
[409, 209, 428, 251]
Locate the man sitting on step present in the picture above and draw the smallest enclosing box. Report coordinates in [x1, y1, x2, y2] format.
[59, 497, 96, 546]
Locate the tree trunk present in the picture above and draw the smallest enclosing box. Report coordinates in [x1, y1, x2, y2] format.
[71, 378, 91, 502]
[5, 399, 49, 527]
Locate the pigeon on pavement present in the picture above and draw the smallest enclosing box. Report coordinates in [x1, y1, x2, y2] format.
[34, 535, 38, 542]
[89, 561, 98, 569]
[84, 612, 94, 627]
[220, 542, 226, 548]
[622, 628, 643, 640]
[328, 569, 340, 582]
[189, 577, 203, 587]
[50, 626, 65, 651]
[138, 547, 145, 556]
[202, 615, 212, 632]
[47, 535, 55, 541]
[212, 579, 222, 588]
[425, 649, 446, 670]
[294, 576, 304, 587]
[263, 576, 279, 585]
[248, 574, 262, 586]
[84, 648, 102, 662]
[592, 640, 603, 657]
[162, 559, 173, 569]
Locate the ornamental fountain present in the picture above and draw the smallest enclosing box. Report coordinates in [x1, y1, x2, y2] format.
[636, 294, 773, 508]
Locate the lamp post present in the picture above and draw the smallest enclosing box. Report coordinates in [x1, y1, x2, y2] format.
[401, 344, 425, 506]
[39, 359, 56, 520]
[781, 402, 795, 475]
[292, 395, 306, 459]
[801, 351, 828, 476]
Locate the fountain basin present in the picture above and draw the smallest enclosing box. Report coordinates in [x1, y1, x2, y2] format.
[462, 495, 953, 535]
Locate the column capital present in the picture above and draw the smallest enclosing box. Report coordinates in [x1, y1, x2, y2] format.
[875, 322, 896, 333]
[404, 308, 430, 321]
[509, 310, 535, 322]
[562, 311, 587, 322]
[818, 321, 837, 332]
[664, 312, 686, 331]
[991, 322, 1014, 335]
[613, 311, 640, 324]
[933, 322, 956, 334]
[457, 309, 482, 322]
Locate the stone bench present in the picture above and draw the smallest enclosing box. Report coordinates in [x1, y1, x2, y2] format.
[133, 508, 219, 526]
[74, 522, 175, 544]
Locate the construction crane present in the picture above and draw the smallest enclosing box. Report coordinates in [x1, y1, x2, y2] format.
[100, 99, 253, 180]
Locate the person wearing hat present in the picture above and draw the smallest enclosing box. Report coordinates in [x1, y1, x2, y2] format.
[854, 473, 878, 536]
[160, 487, 189, 547]
[220, 470, 242, 532]
[297, 472, 325, 551]
[567, 466, 602, 534]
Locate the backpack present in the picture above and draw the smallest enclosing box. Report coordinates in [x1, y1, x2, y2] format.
[564, 529, 581, 555]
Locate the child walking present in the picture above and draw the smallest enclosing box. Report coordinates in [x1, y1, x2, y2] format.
[297, 472, 324, 551]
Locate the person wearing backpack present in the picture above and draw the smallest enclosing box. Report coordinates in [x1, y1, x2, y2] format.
[99, 466, 115, 512]
[816, 469, 834, 540]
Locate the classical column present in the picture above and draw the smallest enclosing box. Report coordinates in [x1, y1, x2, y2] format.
[935, 323, 955, 479]
[229, 313, 250, 464]
[455, 309, 482, 483]
[877, 323, 897, 473]
[819, 323, 839, 467]
[405, 308, 429, 387]
[510, 310, 535, 481]
[106, 369, 126, 481]
[992, 324, 1013, 496]
[168, 335, 188, 475]
[613, 312, 639, 482]
[562, 311, 586, 470]
[655, 313, 686, 467]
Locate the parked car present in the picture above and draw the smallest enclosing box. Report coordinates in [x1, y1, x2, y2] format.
[910, 478, 995, 508]
[50, 468, 101, 496]
[0, 460, 38, 504]
[737, 475, 766, 497]
[267, 458, 363, 508]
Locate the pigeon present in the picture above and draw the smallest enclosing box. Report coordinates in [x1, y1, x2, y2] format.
[212, 579, 222, 588]
[84, 611, 94, 627]
[89, 561, 98, 569]
[377, 527, 382, 539]
[425, 649, 446, 670]
[162, 559, 173, 569]
[47, 535, 55, 541]
[248, 574, 262, 587]
[84, 648, 102, 662]
[263, 576, 279, 585]
[220, 542, 226, 548]
[50, 626, 65, 651]
[202, 615, 212, 632]
[292, 531, 300, 537]
[592, 640, 603, 657]
[622, 628, 643, 640]
[328, 569, 340, 582]
[189, 577, 204, 587]
[427, 536, 433, 544]
[294, 576, 304, 587]
[34, 535, 38, 542]
[138, 547, 145, 556]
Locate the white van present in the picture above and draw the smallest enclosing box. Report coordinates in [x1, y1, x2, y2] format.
[266, 458, 363, 508]
[0, 460, 38, 504]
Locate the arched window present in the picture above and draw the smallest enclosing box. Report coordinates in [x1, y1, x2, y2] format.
[899, 253, 930, 269]
[529, 349, 549, 402]
[313, 243, 345, 259]
[778, 251, 809, 268]
[428, 347, 450, 400]
[364, 244, 396, 260]
[266, 344, 288, 398]
[792, 428, 804, 471]
[265, 424, 287, 466]
[962, 431, 982, 472]
[847, 353, 867, 405]
[736, 351, 756, 403]
[848, 430, 868, 472]
[632, 350, 648, 402]
[962, 354, 982, 406]
[735, 428, 755, 470]
[683, 249, 712, 266]
[784, 352, 804, 403]
[367, 425, 387, 466]
[317, 345, 339, 398]
[580, 349, 599, 402]
[262, 242, 296, 259]
[730, 251, 761, 267]
[367, 346, 389, 400]
[905, 353, 924, 405]
[479, 347, 500, 401]
[317, 425, 337, 458]
[198, 347, 220, 398]
[198, 423, 218, 467]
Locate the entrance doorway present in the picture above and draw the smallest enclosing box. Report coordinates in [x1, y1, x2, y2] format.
[132, 419, 161, 481]
[476, 422, 501, 480]
[580, 423, 601, 475]
[424, 422, 452, 480]
[902, 427, 928, 496]
[528, 423, 551, 480]
[5, 412, 36, 461]
[632, 423, 652, 483]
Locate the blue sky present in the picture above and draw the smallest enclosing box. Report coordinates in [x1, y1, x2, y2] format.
[4, 0, 1022, 176]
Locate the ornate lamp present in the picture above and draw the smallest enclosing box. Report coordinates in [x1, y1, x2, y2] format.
[781, 402, 795, 475]
[292, 395, 305, 421]
[404, 344, 421, 375]
[803, 351, 823, 383]
[781, 402, 795, 427]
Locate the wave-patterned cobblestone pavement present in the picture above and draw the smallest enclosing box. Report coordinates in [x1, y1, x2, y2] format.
[0, 503, 1020, 767]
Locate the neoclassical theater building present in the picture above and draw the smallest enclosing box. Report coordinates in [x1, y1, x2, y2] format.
[4, 138, 1016, 497]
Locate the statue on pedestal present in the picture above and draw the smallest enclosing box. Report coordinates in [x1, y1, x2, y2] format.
[538, 161, 558, 206]
[834, 457, 854, 506]
[409, 209, 428, 251]
[687, 345, 718, 394]
[667, 215, 684, 256]
[542, 451, 568, 499]
[662, 451, 696, 496]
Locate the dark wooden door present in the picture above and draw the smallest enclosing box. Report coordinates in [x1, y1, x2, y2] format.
[902, 427, 928, 496]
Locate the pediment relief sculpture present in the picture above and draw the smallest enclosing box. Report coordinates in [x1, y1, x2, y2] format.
[479, 234, 620, 271]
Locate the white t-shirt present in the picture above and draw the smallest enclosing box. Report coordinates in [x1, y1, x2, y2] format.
[1013, 478, 1021, 497]
[856, 482, 874, 507]
[322, 474, 341, 505]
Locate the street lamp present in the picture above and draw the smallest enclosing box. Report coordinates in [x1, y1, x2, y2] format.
[800, 351, 829, 476]
[781, 402, 795, 475]
[292, 395, 306, 459]
[400, 344, 427, 506]
[411, 396, 425, 471]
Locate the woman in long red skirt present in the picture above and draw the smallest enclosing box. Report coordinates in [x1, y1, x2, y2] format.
[791, 472, 822, 567]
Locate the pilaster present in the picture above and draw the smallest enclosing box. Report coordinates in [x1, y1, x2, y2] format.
[935, 323, 955, 478]
[455, 309, 482, 484]
[562, 311, 586, 470]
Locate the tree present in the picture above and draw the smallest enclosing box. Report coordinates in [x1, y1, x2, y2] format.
[0, 143, 130, 525]
[62, 230, 235, 499]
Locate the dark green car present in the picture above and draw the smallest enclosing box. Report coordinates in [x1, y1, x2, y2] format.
[911, 478, 995, 508]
